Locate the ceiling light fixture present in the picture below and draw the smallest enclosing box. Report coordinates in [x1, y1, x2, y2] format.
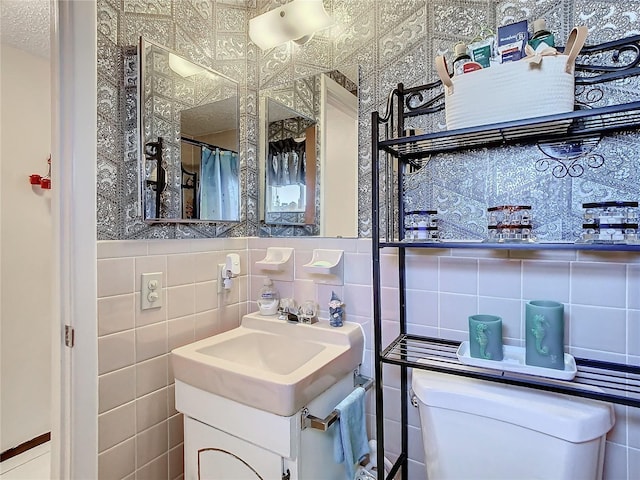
[249, 0, 333, 50]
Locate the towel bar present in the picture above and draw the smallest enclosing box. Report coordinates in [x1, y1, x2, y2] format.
[302, 374, 373, 431]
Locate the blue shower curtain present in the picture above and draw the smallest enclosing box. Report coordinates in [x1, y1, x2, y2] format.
[199, 146, 239, 221]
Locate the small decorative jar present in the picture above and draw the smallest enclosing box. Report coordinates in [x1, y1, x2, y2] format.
[404, 210, 439, 242]
[580, 201, 639, 244]
[487, 205, 535, 242]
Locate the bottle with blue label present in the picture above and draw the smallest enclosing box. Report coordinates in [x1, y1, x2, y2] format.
[257, 278, 280, 315]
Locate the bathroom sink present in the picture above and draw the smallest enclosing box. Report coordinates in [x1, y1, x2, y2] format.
[171, 313, 364, 416]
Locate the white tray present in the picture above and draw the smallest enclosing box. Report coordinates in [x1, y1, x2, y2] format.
[456, 341, 577, 381]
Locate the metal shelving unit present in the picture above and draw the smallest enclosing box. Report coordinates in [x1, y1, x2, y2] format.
[383, 335, 640, 408]
[380, 240, 640, 251]
[371, 34, 640, 480]
[379, 100, 640, 160]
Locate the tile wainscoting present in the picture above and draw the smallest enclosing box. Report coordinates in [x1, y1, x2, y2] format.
[97, 238, 640, 479]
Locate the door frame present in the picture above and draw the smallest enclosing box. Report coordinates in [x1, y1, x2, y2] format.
[50, 0, 98, 478]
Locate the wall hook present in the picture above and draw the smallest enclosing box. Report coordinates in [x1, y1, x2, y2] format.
[29, 155, 52, 189]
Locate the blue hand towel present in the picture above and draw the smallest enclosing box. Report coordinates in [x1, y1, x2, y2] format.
[333, 386, 369, 480]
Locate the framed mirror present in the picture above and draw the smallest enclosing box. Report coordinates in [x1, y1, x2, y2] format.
[258, 69, 359, 237]
[139, 37, 240, 223]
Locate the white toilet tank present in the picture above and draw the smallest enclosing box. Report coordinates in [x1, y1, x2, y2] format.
[412, 368, 615, 480]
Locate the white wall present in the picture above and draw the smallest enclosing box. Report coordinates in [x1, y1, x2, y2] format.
[321, 76, 358, 238]
[0, 43, 52, 452]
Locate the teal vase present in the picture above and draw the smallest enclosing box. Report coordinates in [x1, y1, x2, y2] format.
[468, 314, 503, 361]
[525, 300, 565, 370]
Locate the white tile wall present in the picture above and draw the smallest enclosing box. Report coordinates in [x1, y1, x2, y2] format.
[98, 331, 135, 375]
[630, 310, 640, 357]
[97, 294, 135, 335]
[97, 238, 640, 480]
[522, 260, 571, 302]
[97, 257, 135, 297]
[405, 250, 438, 291]
[99, 366, 135, 414]
[98, 403, 136, 452]
[629, 265, 640, 310]
[477, 297, 522, 342]
[572, 262, 627, 308]
[478, 258, 522, 298]
[97, 238, 247, 480]
[439, 256, 478, 294]
[571, 305, 627, 353]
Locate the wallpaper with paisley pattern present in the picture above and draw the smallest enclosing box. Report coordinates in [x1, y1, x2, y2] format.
[96, 0, 640, 240]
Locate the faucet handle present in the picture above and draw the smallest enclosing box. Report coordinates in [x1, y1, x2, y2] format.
[299, 300, 319, 324]
[278, 298, 298, 322]
[286, 311, 300, 323]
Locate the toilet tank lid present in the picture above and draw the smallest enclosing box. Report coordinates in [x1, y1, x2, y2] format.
[411, 368, 614, 443]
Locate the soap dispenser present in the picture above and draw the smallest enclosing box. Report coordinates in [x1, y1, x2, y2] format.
[257, 278, 280, 315]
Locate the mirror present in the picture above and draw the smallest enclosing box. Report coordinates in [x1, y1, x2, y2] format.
[263, 98, 317, 226]
[258, 69, 359, 237]
[139, 38, 240, 222]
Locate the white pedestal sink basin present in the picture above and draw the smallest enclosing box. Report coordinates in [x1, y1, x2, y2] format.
[171, 313, 364, 416]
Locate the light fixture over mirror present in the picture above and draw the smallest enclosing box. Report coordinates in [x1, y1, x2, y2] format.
[258, 69, 359, 238]
[249, 0, 334, 50]
[139, 37, 240, 223]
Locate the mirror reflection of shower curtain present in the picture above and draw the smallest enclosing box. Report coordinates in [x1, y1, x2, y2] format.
[199, 146, 239, 221]
[267, 138, 306, 187]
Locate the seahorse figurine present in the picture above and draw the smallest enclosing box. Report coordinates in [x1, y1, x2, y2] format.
[475, 323, 491, 359]
[531, 314, 549, 355]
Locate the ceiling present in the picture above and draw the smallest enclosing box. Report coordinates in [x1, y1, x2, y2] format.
[1, 0, 50, 58]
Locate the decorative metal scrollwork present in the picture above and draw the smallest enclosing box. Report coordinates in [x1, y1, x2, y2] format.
[575, 86, 604, 105]
[405, 89, 445, 114]
[535, 136, 604, 178]
[403, 79, 445, 115]
[575, 34, 640, 85]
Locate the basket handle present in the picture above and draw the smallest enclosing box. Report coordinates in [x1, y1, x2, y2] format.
[435, 55, 453, 89]
[563, 26, 588, 74]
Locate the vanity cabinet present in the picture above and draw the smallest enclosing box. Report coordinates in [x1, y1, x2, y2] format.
[176, 374, 354, 480]
[371, 34, 640, 480]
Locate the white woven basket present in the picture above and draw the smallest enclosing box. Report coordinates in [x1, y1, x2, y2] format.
[436, 26, 588, 130]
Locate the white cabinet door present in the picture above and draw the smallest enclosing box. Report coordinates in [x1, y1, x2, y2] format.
[185, 416, 284, 480]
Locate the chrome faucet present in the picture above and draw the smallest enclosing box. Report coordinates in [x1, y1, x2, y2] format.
[278, 298, 299, 323]
[278, 307, 300, 323]
[277, 298, 319, 324]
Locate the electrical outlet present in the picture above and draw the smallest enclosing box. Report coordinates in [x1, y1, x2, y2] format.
[141, 272, 163, 310]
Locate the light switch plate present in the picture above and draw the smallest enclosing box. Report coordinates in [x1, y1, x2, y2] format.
[141, 272, 163, 310]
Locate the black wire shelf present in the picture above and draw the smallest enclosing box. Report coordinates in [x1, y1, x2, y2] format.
[378, 101, 640, 161]
[379, 240, 640, 251]
[381, 334, 640, 408]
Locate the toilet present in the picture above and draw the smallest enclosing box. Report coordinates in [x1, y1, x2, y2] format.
[411, 368, 615, 480]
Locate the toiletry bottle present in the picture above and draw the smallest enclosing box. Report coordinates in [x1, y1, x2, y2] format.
[528, 19, 555, 50]
[452, 43, 472, 75]
[257, 278, 280, 315]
